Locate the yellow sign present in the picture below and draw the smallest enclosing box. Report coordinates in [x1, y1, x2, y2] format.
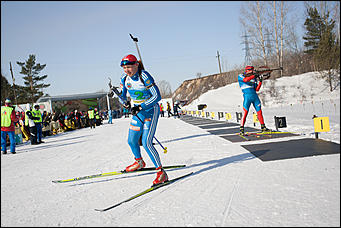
[191, 111, 194, 116]
[210, 112, 215, 118]
[314, 117, 330, 132]
[196, 111, 199, 116]
[201, 111, 205, 117]
[225, 113, 232, 120]
[253, 113, 259, 123]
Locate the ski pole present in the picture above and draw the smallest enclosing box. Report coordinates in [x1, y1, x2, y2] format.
[129, 34, 142, 60]
[133, 114, 168, 153]
[129, 33, 144, 69]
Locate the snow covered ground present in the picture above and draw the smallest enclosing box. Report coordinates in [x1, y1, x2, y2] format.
[1, 71, 340, 226]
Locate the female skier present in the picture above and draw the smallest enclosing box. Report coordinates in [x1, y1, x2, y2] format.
[119, 54, 168, 186]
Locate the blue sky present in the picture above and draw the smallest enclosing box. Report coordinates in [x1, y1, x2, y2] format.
[1, 1, 306, 96]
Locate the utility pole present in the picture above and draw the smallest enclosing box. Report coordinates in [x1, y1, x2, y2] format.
[9, 62, 18, 106]
[216, 50, 222, 74]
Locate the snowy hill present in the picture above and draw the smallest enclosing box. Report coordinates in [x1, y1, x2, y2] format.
[184, 71, 340, 143]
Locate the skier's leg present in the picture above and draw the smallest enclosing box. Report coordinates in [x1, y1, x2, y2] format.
[141, 104, 162, 168]
[125, 114, 146, 172]
[1, 131, 7, 153]
[127, 115, 144, 159]
[241, 94, 252, 127]
[253, 95, 265, 125]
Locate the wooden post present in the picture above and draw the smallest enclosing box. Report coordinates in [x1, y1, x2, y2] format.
[216, 51, 222, 74]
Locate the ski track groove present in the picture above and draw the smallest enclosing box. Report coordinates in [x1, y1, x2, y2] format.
[220, 173, 241, 226]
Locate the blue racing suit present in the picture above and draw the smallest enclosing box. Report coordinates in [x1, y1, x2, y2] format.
[120, 70, 162, 168]
[238, 73, 265, 126]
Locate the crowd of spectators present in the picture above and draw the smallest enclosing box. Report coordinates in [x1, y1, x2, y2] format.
[12, 107, 123, 143]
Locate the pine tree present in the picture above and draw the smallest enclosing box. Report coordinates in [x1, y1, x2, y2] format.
[303, 7, 324, 55]
[1, 74, 13, 104]
[303, 6, 339, 91]
[16, 54, 50, 104]
[315, 26, 340, 91]
[1, 74, 30, 104]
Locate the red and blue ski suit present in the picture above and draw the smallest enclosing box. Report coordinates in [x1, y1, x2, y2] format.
[238, 72, 265, 126]
[120, 70, 163, 169]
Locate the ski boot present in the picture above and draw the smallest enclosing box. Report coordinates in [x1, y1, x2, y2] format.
[152, 167, 168, 186]
[239, 126, 245, 135]
[125, 157, 146, 172]
[261, 124, 271, 133]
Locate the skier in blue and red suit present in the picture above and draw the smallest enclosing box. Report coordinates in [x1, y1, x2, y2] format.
[238, 65, 270, 135]
[119, 54, 168, 186]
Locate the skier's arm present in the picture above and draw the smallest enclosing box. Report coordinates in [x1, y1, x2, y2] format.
[140, 71, 161, 110]
[243, 74, 256, 82]
[255, 75, 263, 91]
[255, 81, 262, 91]
[119, 75, 130, 106]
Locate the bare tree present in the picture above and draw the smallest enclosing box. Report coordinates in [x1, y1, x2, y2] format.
[157, 80, 172, 98]
[240, 1, 269, 65]
[256, 1, 268, 66]
[270, 1, 288, 77]
[196, 72, 202, 78]
[332, 1, 340, 42]
[272, 1, 280, 73]
[280, 1, 285, 77]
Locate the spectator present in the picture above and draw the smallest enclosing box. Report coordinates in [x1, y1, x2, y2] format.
[75, 110, 82, 129]
[25, 104, 39, 145]
[173, 102, 181, 118]
[108, 109, 113, 124]
[166, 101, 173, 118]
[1, 99, 19, 154]
[160, 103, 165, 117]
[88, 107, 95, 129]
[32, 104, 44, 143]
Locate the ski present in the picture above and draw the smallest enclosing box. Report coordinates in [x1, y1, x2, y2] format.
[246, 131, 296, 135]
[237, 133, 251, 141]
[52, 165, 186, 183]
[245, 132, 272, 138]
[94, 172, 194, 212]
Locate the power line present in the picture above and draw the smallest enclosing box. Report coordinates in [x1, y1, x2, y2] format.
[264, 31, 273, 57]
[241, 32, 252, 66]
